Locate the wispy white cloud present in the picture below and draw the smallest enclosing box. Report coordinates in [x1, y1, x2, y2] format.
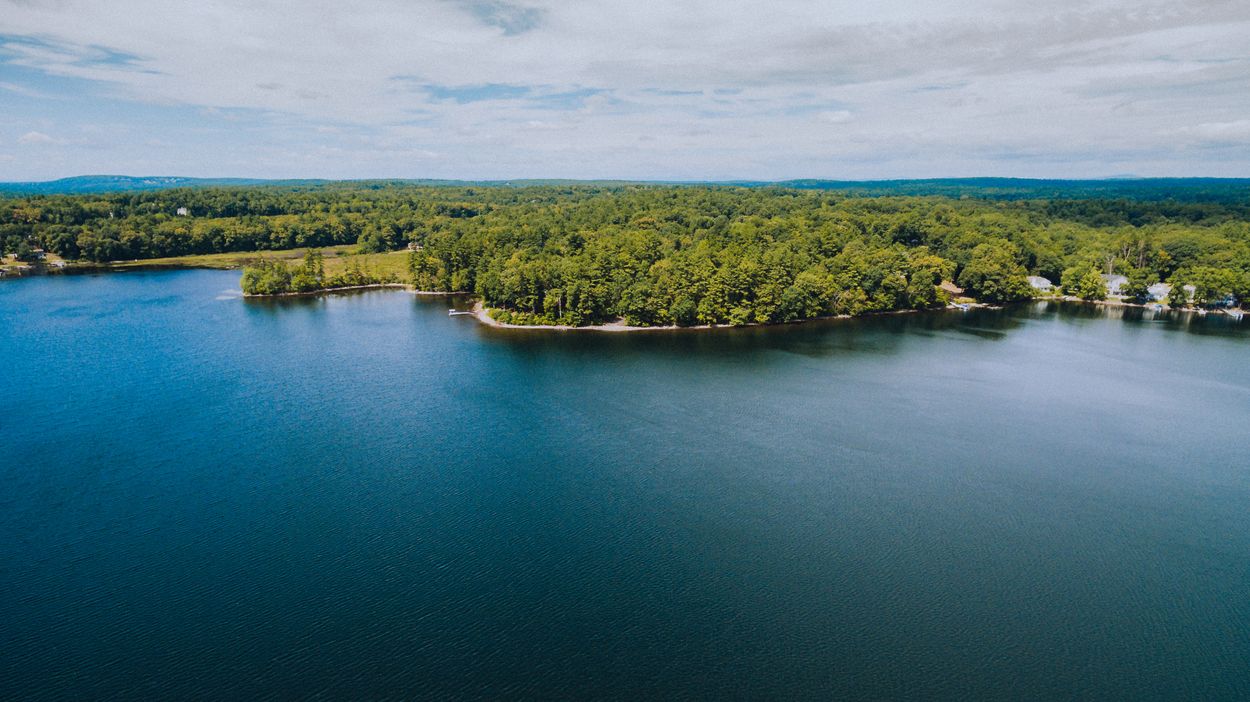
[1, 0, 1249, 179]
[17, 130, 61, 144]
[1186, 119, 1250, 141]
[817, 110, 853, 124]
[0, 80, 58, 99]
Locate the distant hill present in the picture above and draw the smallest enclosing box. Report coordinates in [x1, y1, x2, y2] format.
[0, 175, 312, 195]
[0, 175, 617, 195]
[757, 177, 1250, 202]
[2, 175, 1248, 202]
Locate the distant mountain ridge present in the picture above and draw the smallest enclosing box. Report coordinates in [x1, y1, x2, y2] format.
[2, 174, 1248, 201]
[0, 175, 314, 195]
[761, 177, 1250, 202]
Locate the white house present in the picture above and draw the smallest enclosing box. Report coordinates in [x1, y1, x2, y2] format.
[1150, 282, 1198, 303]
[1026, 276, 1053, 292]
[176, 207, 190, 216]
[1100, 274, 1128, 296]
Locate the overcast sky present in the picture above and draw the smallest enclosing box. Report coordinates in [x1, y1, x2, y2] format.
[1, 0, 1248, 181]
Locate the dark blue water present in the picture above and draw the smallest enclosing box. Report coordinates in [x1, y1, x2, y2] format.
[2, 269, 1248, 700]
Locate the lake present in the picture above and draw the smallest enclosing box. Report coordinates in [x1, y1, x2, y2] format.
[2, 269, 1248, 700]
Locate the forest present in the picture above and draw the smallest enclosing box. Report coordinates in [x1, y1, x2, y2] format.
[4, 182, 1249, 326]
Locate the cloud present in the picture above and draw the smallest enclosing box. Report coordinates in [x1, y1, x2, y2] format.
[17, 130, 61, 144]
[817, 110, 852, 124]
[0, 80, 57, 99]
[1, 1, 1249, 179]
[1188, 120, 1250, 141]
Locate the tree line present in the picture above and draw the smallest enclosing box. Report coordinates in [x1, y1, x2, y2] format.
[5, 183, 1249, 324]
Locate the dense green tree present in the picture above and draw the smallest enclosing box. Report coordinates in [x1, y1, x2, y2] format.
[240, 259, 292, 295]
[957, 242, 1032, 303]
[14, 240, 38, 262]
[1075, 269, 1108, 301]
[1062, 266, 1108, 301]
[290, 249, 324, 292]
[1121, 268, 1154, 303]
[8, 181, 1250, 322]
[409, 250, 442, 291]
[1167, 279, 1190, 308]
[1060, 266, 1086, 296]
[1185, 266, 1241, 307]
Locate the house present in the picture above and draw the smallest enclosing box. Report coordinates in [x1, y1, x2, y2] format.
[1026, 276, 1053, 292]
[407, 242, 424, 252]
[1100, 274, 1128, 296]
[176, 207, 190, 216]
[1151, 283, 1197, 303]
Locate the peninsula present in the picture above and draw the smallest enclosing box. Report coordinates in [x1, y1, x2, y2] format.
[4, 181, 1248, 327]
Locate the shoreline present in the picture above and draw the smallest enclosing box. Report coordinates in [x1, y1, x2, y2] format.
[468, 300, 999, 332]
[243, 283, 461, 298]
[1049, 294, 1174, 311]
[8, 261, 1240, 328]
[468, 296, 1243, 332]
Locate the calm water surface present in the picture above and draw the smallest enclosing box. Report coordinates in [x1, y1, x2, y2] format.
[2, 269, 1248, 700]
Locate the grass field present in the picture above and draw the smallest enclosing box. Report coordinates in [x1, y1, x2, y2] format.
[98, 245, 413, 280]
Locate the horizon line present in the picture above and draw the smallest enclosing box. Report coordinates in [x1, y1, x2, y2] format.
[6, 174, 1250, 186]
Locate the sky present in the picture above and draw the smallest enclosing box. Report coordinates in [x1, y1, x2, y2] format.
[1, 0, 1248, 181]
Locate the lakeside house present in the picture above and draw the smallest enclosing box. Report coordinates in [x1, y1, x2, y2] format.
[176, 207, 190, 216]
[1026, 276, 1053, 293]
[1101, 274, 1128, 296]
[407, 242, 424, 252]
[1147, 282, 1199, 303]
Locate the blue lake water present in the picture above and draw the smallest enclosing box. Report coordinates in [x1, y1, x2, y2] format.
[2, 269, 1248, 699]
